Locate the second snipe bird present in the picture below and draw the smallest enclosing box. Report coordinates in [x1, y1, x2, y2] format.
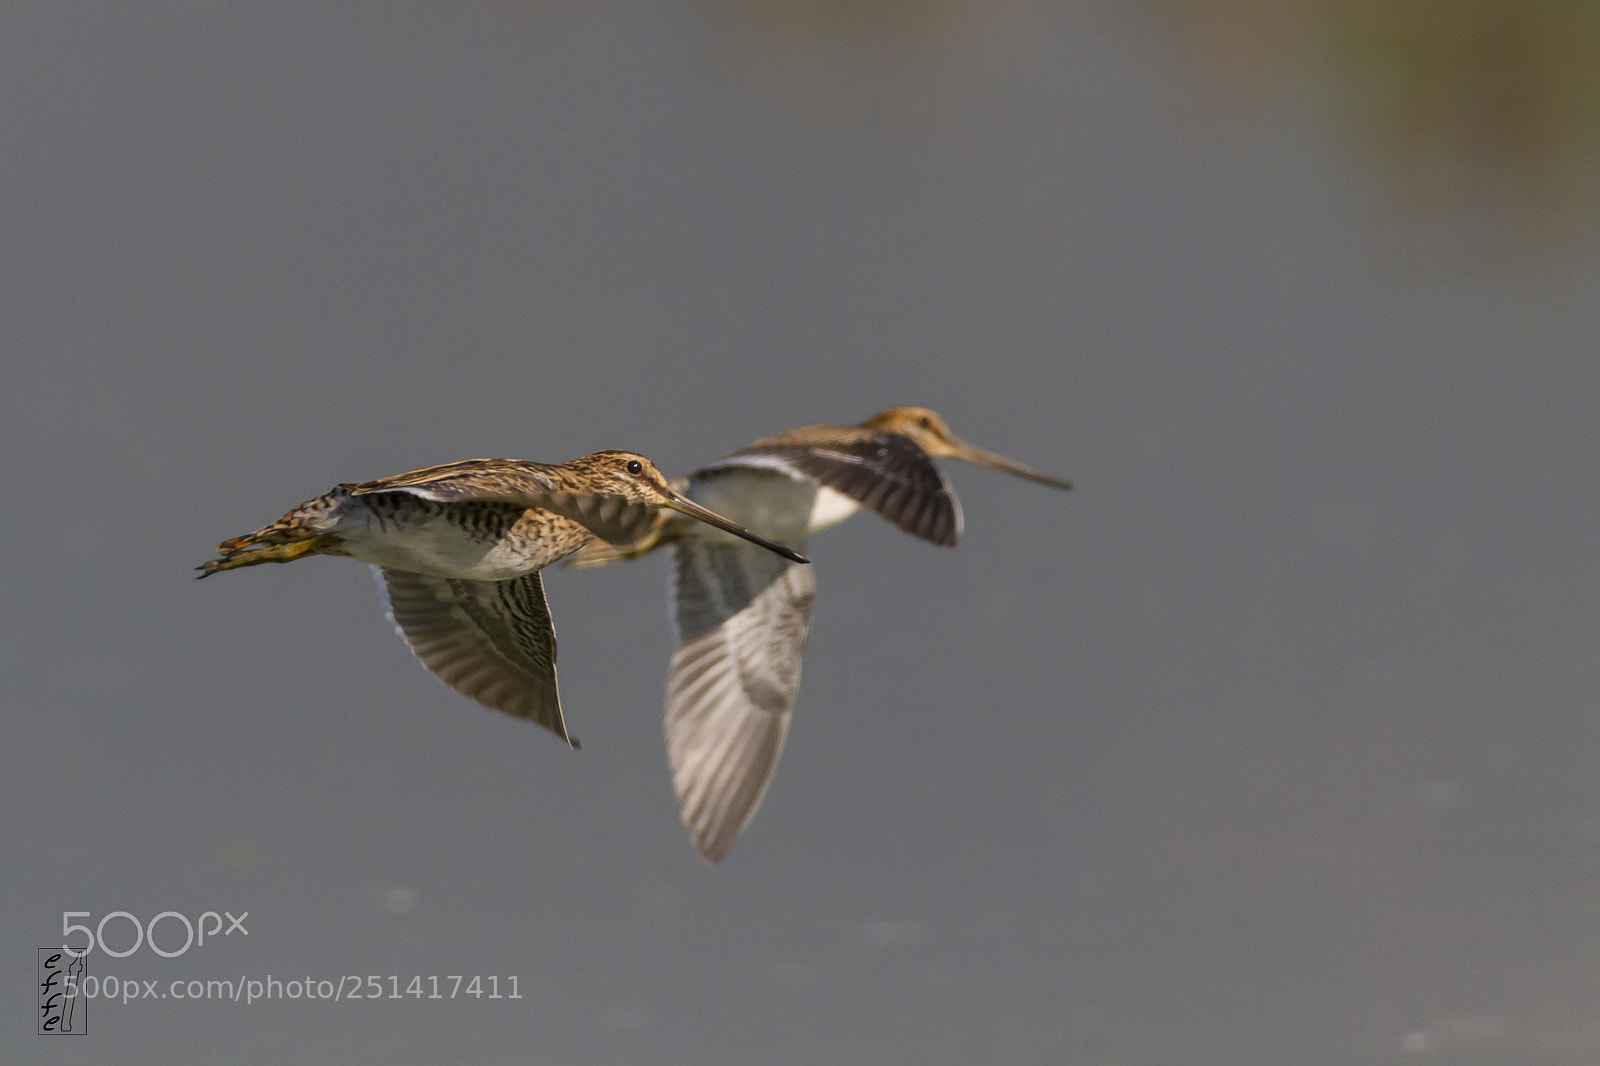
[200, 450, 808, 748]
[569, 408, 1071, 861]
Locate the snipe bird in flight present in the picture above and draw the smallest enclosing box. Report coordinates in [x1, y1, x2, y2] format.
[200, 451, 809, 748]
[568, 408, 1071, 860]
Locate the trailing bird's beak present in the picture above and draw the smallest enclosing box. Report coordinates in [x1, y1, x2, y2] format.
[948, 440, 1074, 491]
[660, 491, 811, 564]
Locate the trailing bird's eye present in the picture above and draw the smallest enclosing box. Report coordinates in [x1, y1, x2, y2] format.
[626, 459, 643, 475]
[918, 416, 932, 429]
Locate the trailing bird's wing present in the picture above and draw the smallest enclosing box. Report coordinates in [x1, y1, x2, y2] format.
[665, 538, 816, 862]
[713, 432, 963, 545]
[375, 567, 576, 748]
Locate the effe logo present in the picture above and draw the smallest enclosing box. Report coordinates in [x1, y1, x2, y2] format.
[61, 910, 248, 959]
[39, 949, 87, 1035]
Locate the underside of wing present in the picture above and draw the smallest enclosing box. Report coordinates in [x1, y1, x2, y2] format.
[666, 539, 817, 861]
[564, 506, 683, 568]
[375, 567, 575, 747]
[721, 434, 962, 545]
[537, 490, 662, 547]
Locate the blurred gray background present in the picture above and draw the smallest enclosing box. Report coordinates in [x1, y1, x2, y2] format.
[4, 1, 1598, 1063]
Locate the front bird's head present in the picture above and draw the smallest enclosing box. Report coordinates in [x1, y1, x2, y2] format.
[564, 451, 809, 564]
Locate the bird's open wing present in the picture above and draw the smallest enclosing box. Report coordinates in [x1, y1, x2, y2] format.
[665, 539, 816, 861]
[564, 476, 696, 567]
[375, 567, 576, 747]
[537, 490, 662, 546]
[714, 433, 962, 545]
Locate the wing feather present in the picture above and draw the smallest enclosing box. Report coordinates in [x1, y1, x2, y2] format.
[351, 459, 557, 502]
[710, 433, 962, 545]
[665, 540, 816, 861]
[375, 567, 576, 747]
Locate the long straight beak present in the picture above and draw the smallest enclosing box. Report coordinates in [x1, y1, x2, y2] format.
[661, 491, 811, 564]
[950, 441, 1073, 491]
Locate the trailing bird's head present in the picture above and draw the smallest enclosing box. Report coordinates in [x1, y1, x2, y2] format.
[860, 407, 1073, 490]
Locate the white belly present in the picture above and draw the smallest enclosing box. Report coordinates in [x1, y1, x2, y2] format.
[342, 528, 534, 580]
[807, 486, 861, 532]
[324, 496, 544, 580]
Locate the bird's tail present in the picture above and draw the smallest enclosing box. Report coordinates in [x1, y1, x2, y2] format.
[197, 490, 350, 578]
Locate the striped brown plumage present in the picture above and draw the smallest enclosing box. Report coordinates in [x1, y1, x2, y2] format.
[199, 450, 808, 749]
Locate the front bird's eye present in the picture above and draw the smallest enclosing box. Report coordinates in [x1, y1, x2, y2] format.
[626, 459, 643, 475]
[918, 416, 932, 429]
